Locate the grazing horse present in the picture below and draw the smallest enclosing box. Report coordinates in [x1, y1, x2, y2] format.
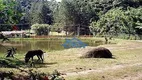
[25, 50, 44, 63]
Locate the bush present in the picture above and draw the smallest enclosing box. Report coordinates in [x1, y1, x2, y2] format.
[31, 23, 50, 35]
[0, 69, 65, 80]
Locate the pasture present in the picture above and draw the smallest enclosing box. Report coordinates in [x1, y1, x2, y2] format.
[0, 38, 142, 80]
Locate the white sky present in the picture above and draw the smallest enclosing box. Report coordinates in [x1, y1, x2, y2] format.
[56, 0, 61, 2]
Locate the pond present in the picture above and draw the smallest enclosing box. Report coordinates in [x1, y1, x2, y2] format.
[0, 38, 104, 54]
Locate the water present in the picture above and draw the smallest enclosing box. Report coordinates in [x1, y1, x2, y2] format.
[0, 39, 103, 54]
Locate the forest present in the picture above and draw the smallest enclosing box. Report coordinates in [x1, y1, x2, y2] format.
[0, 0, 142, 39]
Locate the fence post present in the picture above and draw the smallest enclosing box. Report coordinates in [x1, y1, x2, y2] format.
[77, 25, 80, 37]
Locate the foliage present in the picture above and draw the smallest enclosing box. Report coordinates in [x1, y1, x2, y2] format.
[90, 8, 125, 36]
[55, 0, 142, 37]
[0, 0, 23, 31]
[31, 23, 50, 35]
[16, 0, 54, 25]
[89, 3, 142, 39]
[0, 0, 142, 39]
[0, 0, 5, 11]
[0, 57, 25, 68]
[28, 1, 53, 25]
[60, 0, 95, 35]
[0, 57, 65, 79]
[51, 23, 64, 32]
[0, 69, 65, 80]
[0, 0, 54, 31]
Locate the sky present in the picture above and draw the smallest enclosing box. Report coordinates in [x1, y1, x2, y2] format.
[56, 0, 61, 2]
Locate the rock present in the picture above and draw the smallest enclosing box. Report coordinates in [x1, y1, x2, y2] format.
[81, 47, 112, 58]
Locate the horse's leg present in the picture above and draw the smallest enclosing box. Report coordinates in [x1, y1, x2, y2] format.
[37, 55, 40, 61]
[31, 57, 34, 62]
[6, 38, 10, 41]
[39, 55, 43, 62]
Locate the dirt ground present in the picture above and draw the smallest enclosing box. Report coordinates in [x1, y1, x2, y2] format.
[60, 40, 142, 80]
[1, 39, 142, 80]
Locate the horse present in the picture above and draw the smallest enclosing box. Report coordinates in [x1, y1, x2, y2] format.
[25, 50, 45, 63]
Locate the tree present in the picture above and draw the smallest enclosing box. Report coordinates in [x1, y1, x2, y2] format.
[60, 0, 97, 35]
[90, 6, 142, 39]
[0, 0, 23, 31]
[31, 23, 50, 35]
[90, 8, 125, 36]
[27, 1, 53, 25]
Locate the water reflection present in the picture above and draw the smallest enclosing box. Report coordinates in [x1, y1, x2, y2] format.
[0, 39, 103, 54]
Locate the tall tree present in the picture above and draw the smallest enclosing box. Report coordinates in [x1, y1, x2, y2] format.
[0, 0, 23, 31]
[25, 0, 53, 25]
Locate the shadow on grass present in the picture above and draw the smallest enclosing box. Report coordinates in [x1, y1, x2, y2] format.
[80, 56, 116, 59]
[27, 60, 57, 68]
[0, 57, 57, 68]
[0, 57, 25, 68]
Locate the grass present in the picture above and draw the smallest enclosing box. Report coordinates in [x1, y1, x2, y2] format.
[0, 57, 25, 68]
[67, 65, 142, 80]
[0, 38, 142, 80]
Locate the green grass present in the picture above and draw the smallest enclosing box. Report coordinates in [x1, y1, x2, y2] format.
[0, 57, 25, 67]
[0, 38, 142, 79]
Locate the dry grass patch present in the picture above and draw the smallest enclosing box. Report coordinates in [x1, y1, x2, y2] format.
[1, 39, 142, 79]
[66, 63, 142, 80]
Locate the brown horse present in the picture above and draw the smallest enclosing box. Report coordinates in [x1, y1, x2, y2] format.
[25, 50, 45, 63]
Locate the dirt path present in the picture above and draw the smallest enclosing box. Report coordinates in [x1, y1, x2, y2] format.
[62, 62, 142, 77]
[116, 73, 142, 80]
